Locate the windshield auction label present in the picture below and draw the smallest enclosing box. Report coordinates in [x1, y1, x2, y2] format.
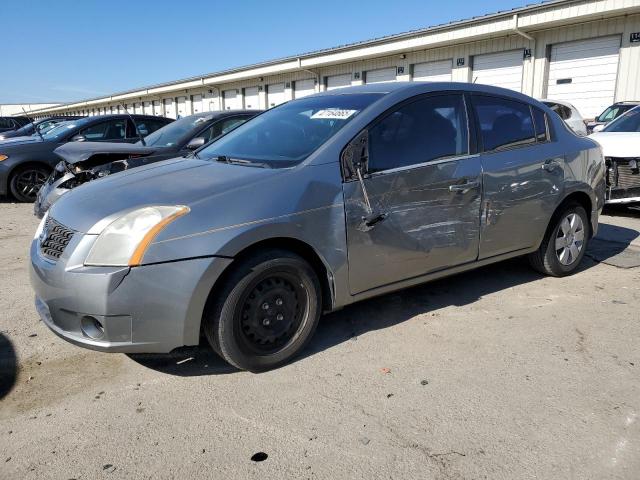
[311, 109, 358, 120]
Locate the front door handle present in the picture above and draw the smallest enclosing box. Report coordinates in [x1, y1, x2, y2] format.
[542, 159, 560, 172]
[449, 180, 480, 193]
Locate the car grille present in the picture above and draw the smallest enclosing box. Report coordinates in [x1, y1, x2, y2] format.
[40, 217, 74, 260]
[606, 157, 640, 189]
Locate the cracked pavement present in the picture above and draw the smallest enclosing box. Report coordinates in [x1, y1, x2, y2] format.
[1, 202, 639, 479]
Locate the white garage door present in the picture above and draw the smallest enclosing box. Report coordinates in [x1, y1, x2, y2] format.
[326, 74, 352, 91]
[153, 100, 162, 116]
[294, 79, 316, 98]
[223, 89, 240, 110]
[472, 50, 524, 92]
[244, 87, 259, 109]
[413, 60, 452, 82]
[546, 36, 621, 119]
[163, 98, 175, 118]
[134, 103, 143, 114]
[191, 94, 202, 114]
[144, 101, 153, 115]
[365, 67, 396, 84]
[267, 83, 285, 108]
[176, 96, 187, 117]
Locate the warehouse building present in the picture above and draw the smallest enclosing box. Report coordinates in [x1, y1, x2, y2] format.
[26, 0, 640, 121]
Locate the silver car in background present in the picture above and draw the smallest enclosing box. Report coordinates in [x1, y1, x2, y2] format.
[541, 99, 587, 136]
[30, 82, 605, 371]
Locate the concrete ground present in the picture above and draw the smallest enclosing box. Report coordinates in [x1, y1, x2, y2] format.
[1, 202, 639, 480]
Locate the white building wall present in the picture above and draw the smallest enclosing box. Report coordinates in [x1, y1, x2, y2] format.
[24, 1, 640, 120]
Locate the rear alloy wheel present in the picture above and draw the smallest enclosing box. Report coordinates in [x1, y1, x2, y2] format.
[203, 249, 322, 372]
[529, 203, 590, 277]
[10, 166, 49, 202]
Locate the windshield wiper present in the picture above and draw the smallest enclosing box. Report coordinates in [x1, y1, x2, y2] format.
[214, 155, 270, 168]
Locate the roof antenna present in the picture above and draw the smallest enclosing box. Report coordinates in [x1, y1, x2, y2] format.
[120, 103, 146, 146]
[21, 107, 44, 141]
[473, 77, 478, 84]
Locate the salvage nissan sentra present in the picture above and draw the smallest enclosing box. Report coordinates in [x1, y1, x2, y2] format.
[30, 82, 605, 372]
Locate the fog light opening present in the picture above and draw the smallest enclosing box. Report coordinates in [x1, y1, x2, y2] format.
[80, 316, 105, 339]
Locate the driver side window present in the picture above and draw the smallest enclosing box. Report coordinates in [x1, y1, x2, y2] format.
[368, 94, 469, 173]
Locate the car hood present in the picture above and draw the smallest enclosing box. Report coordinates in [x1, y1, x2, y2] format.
[0, 135, 43, 146]
[589, 132, 640, 158]
[49, 157, 284, 233]
[54, 141, 160, 165]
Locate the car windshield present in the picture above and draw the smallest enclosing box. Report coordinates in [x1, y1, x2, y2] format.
[198, 93, 383, 166]
[602, 106, 640, 132]
[140, 115, 213, 147]
[41, 118, 89, 140]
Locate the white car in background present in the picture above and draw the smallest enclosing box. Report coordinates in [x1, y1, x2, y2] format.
[541, 99, 587, 136]
[590, 105, 640, 204]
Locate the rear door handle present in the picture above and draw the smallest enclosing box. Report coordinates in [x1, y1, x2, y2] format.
[449, 180, 480, 193]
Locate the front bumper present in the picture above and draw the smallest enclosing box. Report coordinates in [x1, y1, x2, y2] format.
[29, 234, 232, 353]
[605, 157, 640, 204]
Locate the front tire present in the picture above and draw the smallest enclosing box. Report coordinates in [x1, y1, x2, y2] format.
[10, 165, 50, 202]
[528, 203, 590, 277]
[203, 249, 322, 372]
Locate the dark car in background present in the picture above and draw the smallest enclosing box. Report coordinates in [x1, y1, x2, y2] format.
[0, 116, 84, 141]
[0, 116, 31, 134]
[587, 101, 640, 133]
[0, 114, 172, 202]
[34, 111, 259, 217]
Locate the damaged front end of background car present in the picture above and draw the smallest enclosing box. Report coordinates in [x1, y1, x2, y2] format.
[34, 143, 159, 218]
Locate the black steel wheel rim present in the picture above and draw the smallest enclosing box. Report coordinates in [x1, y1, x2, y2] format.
[236, 271, 308, 355]
[15, 169, 48, 200]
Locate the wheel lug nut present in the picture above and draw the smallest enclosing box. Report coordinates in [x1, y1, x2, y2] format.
[276, 313, 284, 321]
[261, 303, 269, 310]
[262, 318, 271, 326]
[275, 298, 283, 306]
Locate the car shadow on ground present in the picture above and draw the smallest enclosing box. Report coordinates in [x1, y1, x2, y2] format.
[128, 255, 596, 377]
[587, 219, 640, 267]
[0, 333, 18, 399]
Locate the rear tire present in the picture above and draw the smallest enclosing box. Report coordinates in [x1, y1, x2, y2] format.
[10, 165, 50, 202]
[528, 203, 590, 277]
[202, 249, 322, 372]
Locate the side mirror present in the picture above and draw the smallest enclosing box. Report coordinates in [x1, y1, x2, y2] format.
[186, 137, 206, 150]
[341, 130, 369, 180]
[71, 134, 86, 142]
[592, 124, 605, 133]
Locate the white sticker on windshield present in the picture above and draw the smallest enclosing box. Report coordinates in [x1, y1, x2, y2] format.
[311, 109, 358, 120]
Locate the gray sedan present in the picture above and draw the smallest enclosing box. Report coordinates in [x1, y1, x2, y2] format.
[30, 82, 606, 371]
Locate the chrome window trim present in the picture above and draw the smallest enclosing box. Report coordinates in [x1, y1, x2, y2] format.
[368, 153, 480, 177]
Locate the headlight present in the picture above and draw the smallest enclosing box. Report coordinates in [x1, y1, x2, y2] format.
[34, 211, 49, 240]
[0, 154, 8, 162]
[85, 205, 189, 267]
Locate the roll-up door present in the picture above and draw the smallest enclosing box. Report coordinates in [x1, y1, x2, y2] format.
[472, 50, 524, 92]
[267, 83, 285, 108]
[144, 101, 153, 115]
[546, 36, 621, 119]
[191, 94, 202, 114]
[413, 60, 453, 82]
[223, 89, 240, 110]
[153, 100, 162, 116]
[163, 98, 175, 118]
[326, 74, 352, 91]
[244, 87, 259, 109]
[176, 96, 187, 117]
[365, 67, 396, 84]
[294, 79, 316, 98]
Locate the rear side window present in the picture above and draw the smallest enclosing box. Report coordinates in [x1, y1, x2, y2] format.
[472, 95, 535, 152]
[368, 94, 468, 173]
[129, 119, 167, 138]
[81, 119, 126, 140]
[532, 107, 549, 142]
[0, 118, 14, 129]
